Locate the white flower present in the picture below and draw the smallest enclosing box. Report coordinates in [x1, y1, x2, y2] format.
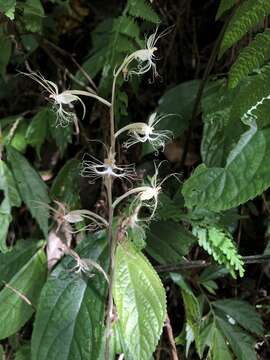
[115, 112, 173, 151]
[116, 27, 171, 79]
[112, 161, 180, 220]
[21, 72, 110, 130]
[80, 154, 137, 183]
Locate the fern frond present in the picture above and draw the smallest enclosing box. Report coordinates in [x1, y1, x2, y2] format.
[220, 0, 270, 56]
[128, 0, 160, 24]
[229, 28, 270, 88]
[216, 0, 236, 20]
[193, 225, 244, 278]
[230, 64, 270, 125]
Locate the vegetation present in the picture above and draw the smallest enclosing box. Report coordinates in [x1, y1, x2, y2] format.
[0, 0, 269, 359]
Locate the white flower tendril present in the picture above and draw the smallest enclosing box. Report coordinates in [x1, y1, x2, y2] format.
[112, 161, 180, 220]
[115, 112, 173, 152]
[80, 154, 137, 183]
[115, 27, 172, 80]
[21, 72, 111, 131]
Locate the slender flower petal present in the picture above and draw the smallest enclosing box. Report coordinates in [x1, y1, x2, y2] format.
[80, 153, 137, 183]
[115, 112, 173, 151]
[21, 72, 111, 130]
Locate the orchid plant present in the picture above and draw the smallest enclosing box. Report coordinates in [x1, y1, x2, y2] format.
[25, 27, 175, 359]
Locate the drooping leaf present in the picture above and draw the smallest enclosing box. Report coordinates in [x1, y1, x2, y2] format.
[213, 299, 263, 335]
[113, 242, 166, 360]
[31, 234, 109, 360]
[0, 240, 43, 283]
[50, 158, 80, 209]
[0, 160, 21, 251]
[0, 248, 46, 340]
[23, 0, 44, 32]
[211, 325, 233, 360]
[220, 0, 270, 56]
[7, 146, 50, 237]
[183, 121, 270, 212]
[26, 108, 48, 157]
[146, 220, 196, 264]
[216, 317, 257, 360]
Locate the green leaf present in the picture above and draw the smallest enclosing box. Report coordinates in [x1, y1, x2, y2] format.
[229, 28, 270, 88]
[114, 242, 166, 360]
[0, 160, 21, 252]
[212, 325, 233, 360]
[47, 109, 73, 156]
[183, 121, 270, 212]
[201, 81, 245, 167]
[50, 158, 80, 209]
[145, 220, 196, 264]
[213, 299, 263, 335]
[230, 64, 270, 127]
[216, 0, 236, 20]
[171, 273, 201, 356]
[31, 234, 109, 360]
[220, 0, 270, 56]
[15, 345, 31, 360]
[0, 248, 46, 340]
[0, 35, 12, 75]
[128, 0, 160, 23]
[0, 0, 16, 20]
[7, 146, 50, 237]
[0, 240, 43, 283]
[216, 317, 257, 360]
[26, 108, 48, 157]
[23, 0, 44, 32]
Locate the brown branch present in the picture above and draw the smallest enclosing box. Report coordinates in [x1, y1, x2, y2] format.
[155, 254, 270, 273]
[165, 314, 180, 360]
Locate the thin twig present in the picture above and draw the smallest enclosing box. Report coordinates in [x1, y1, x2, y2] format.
[165, 314, 180, 360]
[155, 254, 270, 273]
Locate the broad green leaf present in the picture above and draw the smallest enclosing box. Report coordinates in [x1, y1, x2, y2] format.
[15, 345, 31, 360]
[31, 234, 109, 360]
[50, 158, 80, 208]
[23, 0, 44, 32]
[219, 0, 270, 56]
[213, 299, 263, 335]
[3, 121, 28, 153]
[183, 121, 270, 212]
[146, 220, 196, 264]
[0, 0, 16, 19]
[0, 240, 43, 283]
[114, 242, 166, 360]
[7, 146, 50, 237]
[0, 248, 46, 340]
[0, 160, 21, 251]
[26, 108, 48, 157]
[0, 35, 12, 75]
[212, 325, 233, 360]
[216, 317, 257, 360]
